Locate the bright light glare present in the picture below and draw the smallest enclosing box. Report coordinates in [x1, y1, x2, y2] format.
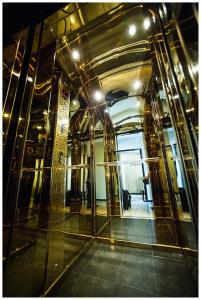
[104, 108, 109, 113]
[36, 126, 42, 130]
[72, 100, 77, 106]
[3, 113, 9, 118]
[144, 18, 150, 30]
[192, 65, 198, 74]
[94, 90, 103, 101]
[133, 80, 142, 90]
[28, 76, 33, 82]
[128, 24, 136, 36]
[72, 49, 80, 61]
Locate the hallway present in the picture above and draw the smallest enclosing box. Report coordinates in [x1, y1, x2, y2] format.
[52, 241, 198, 297]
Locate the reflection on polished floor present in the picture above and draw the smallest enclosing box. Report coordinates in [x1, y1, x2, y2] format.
[53, 241, 198, 297]
[123, 195, 154, 219]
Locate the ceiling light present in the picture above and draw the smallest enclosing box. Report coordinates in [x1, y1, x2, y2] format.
[144, 18, 150, 30]
[128, 24, 136, 36]
[104, 108, 109, 113]
[72, 100, 77, 106]
[133, 80, 142, 90]
[72, 49, 80, 61]
[28, 76, 33, 82]
[36, 126, 42, 130]
[93, 90, 103, 101]
[3, 113, 9, 118]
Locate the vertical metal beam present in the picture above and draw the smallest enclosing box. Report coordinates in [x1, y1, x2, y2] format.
[157, 10, 198, 174]
[3, 25, 36, 204]
[192, 3, 198, 23]
[153, 35, 198, 239]
[3, 22, 43, 266]
[172, 12, 198, 96]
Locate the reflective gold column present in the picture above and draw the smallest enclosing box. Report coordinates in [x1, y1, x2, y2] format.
[46, 74, 70, 285]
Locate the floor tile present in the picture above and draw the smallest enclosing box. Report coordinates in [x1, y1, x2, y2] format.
[54, 272, 115, 297]
[112, 283, 156, 297]
[116, 249, 156, 293]
[154, 257, 198, 297]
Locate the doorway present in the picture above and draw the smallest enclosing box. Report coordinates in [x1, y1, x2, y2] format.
[116, 133, 154, 219]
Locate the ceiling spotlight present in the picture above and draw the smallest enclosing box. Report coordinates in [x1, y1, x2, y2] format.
[94, 90, 103, 101]
[144, 18, 150, 30]
[72, 49, 80, 61]
[128, 24, 136, 36]
[133, 80, 142, 90]
[28, 76, 33, 82]
[72, 100, 77, 106]
[3, 113, 9, 118]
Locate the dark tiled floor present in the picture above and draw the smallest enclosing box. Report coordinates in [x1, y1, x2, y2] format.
[53, 241, 198, 297]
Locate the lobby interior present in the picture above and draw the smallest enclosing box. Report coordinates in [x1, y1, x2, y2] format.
[3, 2, 198, 297]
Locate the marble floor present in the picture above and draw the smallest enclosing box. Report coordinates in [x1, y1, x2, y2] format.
[53, 241, 198, 297]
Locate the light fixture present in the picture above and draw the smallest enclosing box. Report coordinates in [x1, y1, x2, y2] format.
[133, 80, 142, 90]
[19, 135, 23, 138]
[186, 108, 194, 113]
[19, 117, 23, 121]
[72, 100, 77, 106]
[93, 90, 103, 101]
[3, 113, 9, 118]
[72, 49, 80, 61]
[36, 125, 42, 130]
[28, 76, 33, 83]
[128, 24, 136, 36]
[144, 18, 150, 30]
[104, 108, 109, 113]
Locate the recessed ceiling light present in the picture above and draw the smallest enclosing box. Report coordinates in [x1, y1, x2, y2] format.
[72, 100, 77, 106]
[72, 49, 80, 61]
[94, 90, 103, 101]
[133, 80, 142, 90]
[3, 113, 9, 118]
[128, 24, 136, 36]
[144, 18, 150, 30]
